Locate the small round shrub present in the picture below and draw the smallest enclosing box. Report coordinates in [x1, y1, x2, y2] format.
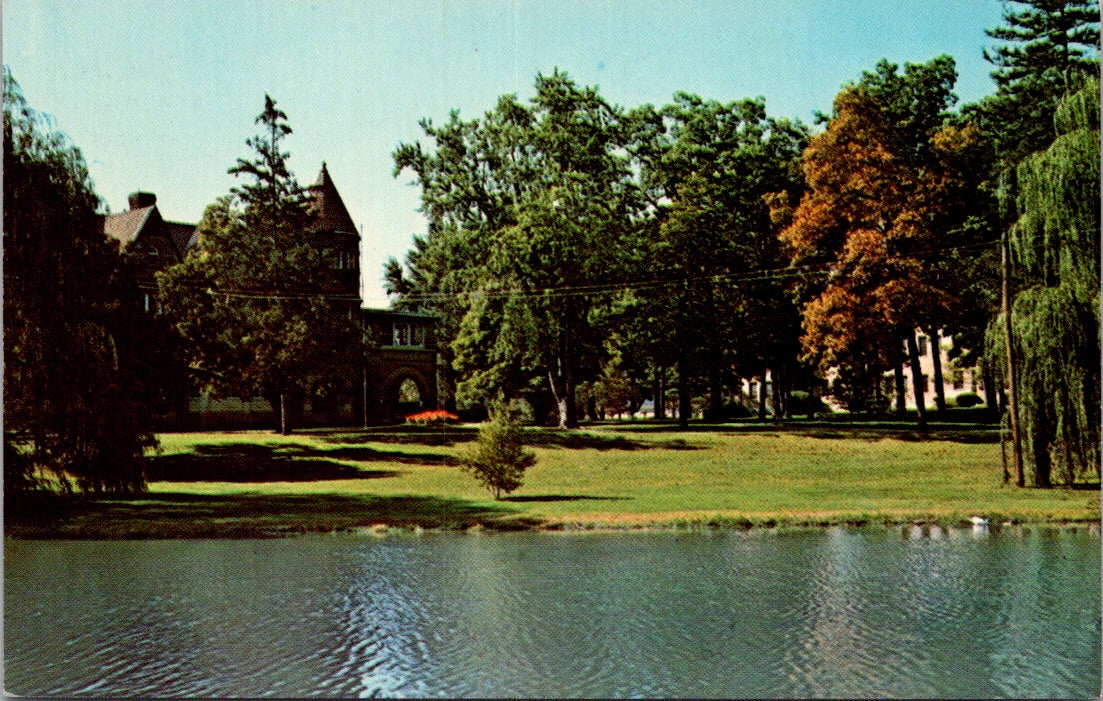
[951, 392, 983, 408]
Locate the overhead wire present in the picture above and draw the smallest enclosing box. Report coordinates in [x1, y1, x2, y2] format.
[144, 230, 1067, 309]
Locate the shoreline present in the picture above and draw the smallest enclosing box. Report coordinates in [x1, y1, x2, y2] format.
[6, 514, 1100, 540]
[7, 426, 1098, 541]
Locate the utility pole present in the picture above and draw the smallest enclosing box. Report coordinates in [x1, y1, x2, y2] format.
[1001, 231, 1024, 487]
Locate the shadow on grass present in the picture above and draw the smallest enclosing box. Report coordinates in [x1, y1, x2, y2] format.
[147, 441, 465, 483]
[147, 443, 405, 482]
[319, 446, 459, 466]
[787, 428, 1000, 444]
[5, 491, 535, 539]
[317, 426, 477, 448]
[602, 421, 999, 444]
[315, 426, 703, 451]
[501, 494, 631, 503]
[1068, 481, 1101, 491]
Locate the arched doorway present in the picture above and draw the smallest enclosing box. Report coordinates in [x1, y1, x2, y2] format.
[397, 377, 422, 415]
[381, 367, 431, 422]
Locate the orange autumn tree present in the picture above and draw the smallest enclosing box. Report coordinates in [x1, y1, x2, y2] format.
[781, 59, 984, 423]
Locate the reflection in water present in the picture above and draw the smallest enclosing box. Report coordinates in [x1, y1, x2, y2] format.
[5, 528, 1100, 698]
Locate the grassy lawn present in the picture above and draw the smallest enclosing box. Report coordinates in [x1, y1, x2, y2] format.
[7, 422, 1099, 538]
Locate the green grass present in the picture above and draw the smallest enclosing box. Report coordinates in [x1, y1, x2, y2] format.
[6, 423, 1098, 538]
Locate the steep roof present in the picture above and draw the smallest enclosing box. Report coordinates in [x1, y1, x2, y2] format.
[164, 220, 198, 258]
[103, 206, 155, 248]
[308, 162, 357, 234]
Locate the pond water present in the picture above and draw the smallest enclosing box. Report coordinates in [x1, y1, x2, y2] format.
[5, 527, 1100, 698]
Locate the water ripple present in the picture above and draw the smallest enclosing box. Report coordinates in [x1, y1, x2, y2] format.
[4, 530, 1099, 698]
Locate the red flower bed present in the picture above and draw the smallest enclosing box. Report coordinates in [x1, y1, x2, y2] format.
[405, 409, 460, 425]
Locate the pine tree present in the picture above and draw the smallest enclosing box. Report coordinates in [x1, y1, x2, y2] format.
[159, 95, 358, 434]
[978, 0, 1100, 163]
[459, 404, 536, 499]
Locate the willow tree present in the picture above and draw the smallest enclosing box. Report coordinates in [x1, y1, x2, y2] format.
[988, 79, 1100, 487]
[4, 69, 152, 495]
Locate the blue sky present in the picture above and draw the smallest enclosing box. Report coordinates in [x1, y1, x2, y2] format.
[4, 0, 1007, 305]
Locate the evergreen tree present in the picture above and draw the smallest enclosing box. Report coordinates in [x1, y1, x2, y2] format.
[976, 0, 1100, 164]
[159, 95, 358, 434]
[459, 404, 536, 499]
[3, 68, 153, 496]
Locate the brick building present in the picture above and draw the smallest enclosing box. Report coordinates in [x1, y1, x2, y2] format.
[102, 163, 437, 428]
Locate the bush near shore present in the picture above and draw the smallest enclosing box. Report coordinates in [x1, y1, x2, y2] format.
[5, 421, 1098, 538]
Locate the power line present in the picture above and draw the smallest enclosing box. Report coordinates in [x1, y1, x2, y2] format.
[390, 237, 1002, 304]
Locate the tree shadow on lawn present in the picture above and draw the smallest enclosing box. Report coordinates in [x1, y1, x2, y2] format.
[314, 427, 702, 451]
[501, 494, 631, 503]
[787, 428, 999, 444]
[7, 492, 535, 538]
[316, 426, 477, 447]
[147, 442, 430, 483]
[605, 421, 999, 444]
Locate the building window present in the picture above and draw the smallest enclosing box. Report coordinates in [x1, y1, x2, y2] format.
[952, 370, 965, 390]
[917, 335, 928, 356]
[327, 250, 357, 270]
[390, 322, 426, 348]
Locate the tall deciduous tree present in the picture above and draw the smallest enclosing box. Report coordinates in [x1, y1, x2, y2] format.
[987, 79, 1100, 486]
[782, 57, 984, 422]
[159, 95, 358, 434]
[393, 71, 643, 428]
[3, 68, 153, 495]
[636, 94, 806, 425]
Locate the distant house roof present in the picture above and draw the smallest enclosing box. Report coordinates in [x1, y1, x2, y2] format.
[164, 220, 198, 258]
[103, 205, 156, 249]
[308, 162, 357, 235]
[102, 194, 198, 259]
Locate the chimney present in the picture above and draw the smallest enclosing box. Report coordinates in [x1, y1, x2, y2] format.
[128, 191, 157, 210]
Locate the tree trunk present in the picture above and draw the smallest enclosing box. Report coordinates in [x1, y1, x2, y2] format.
[279, 392, 291, 435]
[870, 364, 883, 414]
[585, 395, 599, 422]
[771, 367, 783, 424]
[677, 355, 691, 429]
[1001, 231, 1024, 486]
[906, 333, 927, 429]
[706, 354, 723, 422]
[654, 364, 666, 421]
[548, 323, 579, 429]
[894, 361, 907, 414]
[980, 359, 999, 421]
[779, 367, 792, 420]
[757, 374, 768, 422]
[928, 328, 946, 413]
[1031, 404, 1053, 488]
